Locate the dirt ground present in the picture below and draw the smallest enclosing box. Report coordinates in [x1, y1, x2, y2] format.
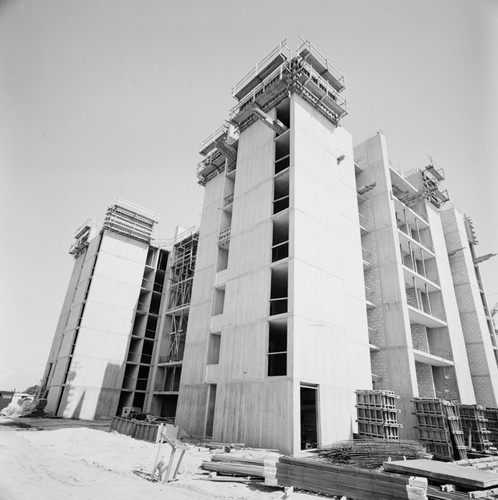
[0, 417, 319, 500]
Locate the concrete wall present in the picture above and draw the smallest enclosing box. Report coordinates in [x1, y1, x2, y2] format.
[179, 95, 372, 454]
[291, 96, 371, 450]
[354, 134, 480, 439]
[43, 239, 95, 415]
[442, 207, 498, 406]
[176, 169, 226, 435]
[425, 205, 475, 403]
[51, 232, 149, 419]
[178, 117, 280, 443]
[211, 117, 282, 447]
[355, 133, 420, 438]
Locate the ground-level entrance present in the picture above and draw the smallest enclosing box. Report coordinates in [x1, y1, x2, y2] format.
[300, 384, 318, 449]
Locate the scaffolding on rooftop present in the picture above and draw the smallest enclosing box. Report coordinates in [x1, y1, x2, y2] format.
[425, 157, 445, 182]
[231, 40, 291, 99]
[103, 198, 159, 244]
[198, 39, 348, 186]
[69, 220, 95, 258]
[297, 36, 346, 92]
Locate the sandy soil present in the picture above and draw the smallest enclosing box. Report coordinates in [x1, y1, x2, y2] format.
[0, 417, 319, 500]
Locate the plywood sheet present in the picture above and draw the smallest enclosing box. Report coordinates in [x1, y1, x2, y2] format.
[384, 459, 498, 489]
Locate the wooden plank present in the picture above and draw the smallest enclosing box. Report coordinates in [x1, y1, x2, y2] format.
[426, 486, 469, 499]
[276, 459, 412, 500]
[278, 457, 410, 484]
[468, 486, 498, 498]
[384, 459, 498, 489]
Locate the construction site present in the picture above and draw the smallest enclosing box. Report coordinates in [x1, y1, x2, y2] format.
[15, 39, 498, 499]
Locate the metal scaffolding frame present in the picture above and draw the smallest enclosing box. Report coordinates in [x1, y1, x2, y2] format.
[163, 230, 199, 362]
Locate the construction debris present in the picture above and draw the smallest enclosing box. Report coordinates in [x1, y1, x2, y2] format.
[0, 395, 48, 418]
[456, 456, 498, 473]
[201, 450, 280, 486]
[314, 439, 431, 469]
[276, 455, 419, 500]
[151, 423, 188, 483]
[384, 458, 498, 490]
[199, 441, 246, 451]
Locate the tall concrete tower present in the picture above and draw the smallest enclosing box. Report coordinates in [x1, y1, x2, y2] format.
[41, 199, 166, 419]
[441, 207, 498, 407]
[176, 40, 372, 454]
[354, 134, 476, 439]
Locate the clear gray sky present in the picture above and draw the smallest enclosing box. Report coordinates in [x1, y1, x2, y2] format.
[1, 0, 497, 391]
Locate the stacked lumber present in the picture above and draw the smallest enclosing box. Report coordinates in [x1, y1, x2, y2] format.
[459, 405, 493, 452]
[200, 441, 245, 451]
[384, 459, 498, 491]
[316, 439, 430, 469]
[413, 398, 467, 461]
[201, 450, 280, 485]
[356, 390, 402, 440]
[276, 455, 414, 499]
[456, 456, 498, 472]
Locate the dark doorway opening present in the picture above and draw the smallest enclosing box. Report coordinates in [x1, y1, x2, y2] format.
[161, 395, 178, 418]
[205, 384, 217, 438]
[300, 385, 318, 450]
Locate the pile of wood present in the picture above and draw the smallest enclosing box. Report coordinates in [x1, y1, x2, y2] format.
[385, 458, 498, 499]
[456, 456, 498, 473]
[201, 450, 280, 485]
[277, 455, 498, 499]
[277, 456, 418, 500]
[315, 439, 430, 469]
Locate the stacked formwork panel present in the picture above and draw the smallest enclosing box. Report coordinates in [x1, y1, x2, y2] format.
[459, 404, 493, 452]
[356, 390, 402, 440]
[484, 408, 498, 448]
[412, 398, 467, 461]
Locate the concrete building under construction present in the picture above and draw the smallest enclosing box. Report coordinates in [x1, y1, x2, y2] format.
[41, 197, 201, 421]
[40, 199, 166, 419]
[41, 40, 497, 456]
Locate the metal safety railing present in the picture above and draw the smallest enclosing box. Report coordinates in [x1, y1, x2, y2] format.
[229, 63, 289, 119]
[297, 36, 345, 90]
[199, 124, 228, 155]
[298, 59, 347, 111]
[231, 40, 290, 97]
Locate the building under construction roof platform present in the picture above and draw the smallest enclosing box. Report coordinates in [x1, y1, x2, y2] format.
[69, 220, 97, 258]
[231, 41, 291, 100]
[229, 40, 347, 133]
[197, 134, 239, 185]
[425, 157, 445, 181]
[199, 125, 229, 157]
[103, 198, 159, 243]
[298, 38, 346, 92]
[196, 150, 225, 185]
[292, 58, 348, 119]
[198, 39, 348, 187]
[422, 168, 449, 208]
